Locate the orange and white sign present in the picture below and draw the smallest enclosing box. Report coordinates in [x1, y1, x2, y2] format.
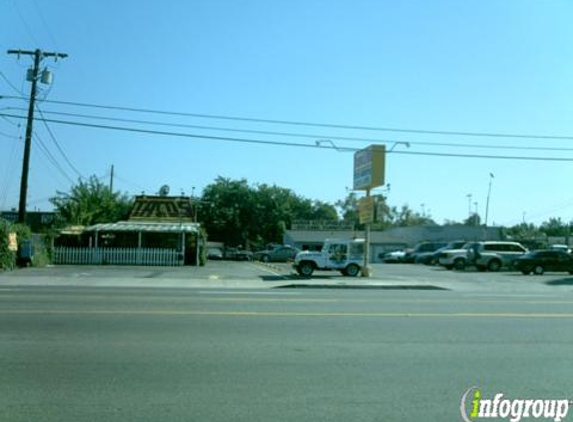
[8, 233, 17, 251]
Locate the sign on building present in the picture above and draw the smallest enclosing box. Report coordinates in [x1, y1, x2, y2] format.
[353, 145, 386, 191]
[8, 233, 17, 252]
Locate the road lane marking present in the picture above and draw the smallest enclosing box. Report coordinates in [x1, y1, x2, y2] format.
[197, 290, 300, 295]
[5, 309, 573, 318]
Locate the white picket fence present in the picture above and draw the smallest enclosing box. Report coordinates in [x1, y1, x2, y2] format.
[53, 247, 181, 266]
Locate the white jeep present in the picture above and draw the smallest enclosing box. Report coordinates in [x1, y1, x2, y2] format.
[293, 238, 364, 277]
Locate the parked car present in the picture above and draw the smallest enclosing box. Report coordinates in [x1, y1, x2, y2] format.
[513, 250, 573, 275]
[207, 247, 224, 260]
[404, 242, 448, 263]
[548, 244, 572, 254]
[382, 249, 407, 263]
[417, 240, 467, 265]
[254, 245, 300, 262]
[224, 247, 253, 261]
[439, 241, 527, 271]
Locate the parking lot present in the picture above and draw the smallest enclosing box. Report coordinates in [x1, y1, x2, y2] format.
[1, 260, 573, 293]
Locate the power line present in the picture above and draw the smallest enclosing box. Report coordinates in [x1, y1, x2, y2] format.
[9, 0, 41, 46]
[13, 107, 573, 154]
[3, 112, 573, 162]
[33, 133, 75, 184]
[31, 0, 60, 51]
[0, 71, 24, 95]
[5, 95, 573, 141]
[35, 105, 84, 179]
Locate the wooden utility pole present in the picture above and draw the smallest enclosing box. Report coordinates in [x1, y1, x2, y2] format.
[7, 49, 68, 223]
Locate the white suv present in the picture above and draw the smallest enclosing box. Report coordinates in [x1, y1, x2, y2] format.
[438, 241, 527, 271]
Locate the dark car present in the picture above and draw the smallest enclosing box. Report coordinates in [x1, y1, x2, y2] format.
[253, 245, 300, 262]
[513, 250, 573, 275]
[224, 247, 253, 261]
[405, 242, 448, 263]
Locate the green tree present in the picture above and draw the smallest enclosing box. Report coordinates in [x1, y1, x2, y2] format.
[50, 176, 132, 226]
[540, 217, 570, 237]
[394, 204, 436, 227]
[505, 222, 541, 240]
[463, 213, 481, 226]
[199, 177, 339, 248]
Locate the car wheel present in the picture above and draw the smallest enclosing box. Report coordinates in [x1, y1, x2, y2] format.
[260, 254, 270, 263]
[453, 258, 466, 271]
[297, 262, 314, 277]
[487, 259, 502, 272]
[345, 264, 360, 277]
[533, 265, 544, 275]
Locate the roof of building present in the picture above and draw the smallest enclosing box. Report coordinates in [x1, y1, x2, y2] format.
[86, 221, 200, 233]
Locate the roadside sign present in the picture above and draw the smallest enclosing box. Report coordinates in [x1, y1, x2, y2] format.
[8, 233, 17, 251]
[358, 196, 375, 224]
[353, 145, 386, 190]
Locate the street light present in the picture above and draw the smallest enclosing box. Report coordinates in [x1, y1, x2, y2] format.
[485, 173, 495, 227]
[466, 194, 472, 218]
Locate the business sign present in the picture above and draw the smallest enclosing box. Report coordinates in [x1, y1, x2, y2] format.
[358, 197, 375, 224]
[8, 233, 17, 251]
[353, 145, 386, 190]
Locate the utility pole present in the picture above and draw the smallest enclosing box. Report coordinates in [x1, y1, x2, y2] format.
[109, 164, 115, 193]
[7, 49, 68, 223]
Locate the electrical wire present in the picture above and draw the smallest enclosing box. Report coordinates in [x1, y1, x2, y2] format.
[35, 105, 85, 179]
[0, 71, 24, 96]
[0, 136, 22, 210]
[4, 95, 573, 141]
[15, 107, 573, 153]
[2, 112, 573, 162]
[9, 0, 41, 47]
[31, 0, 60, 51]
[33, 133, 75, 184]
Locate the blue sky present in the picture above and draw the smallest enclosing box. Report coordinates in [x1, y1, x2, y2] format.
[1, 0, 573, 226]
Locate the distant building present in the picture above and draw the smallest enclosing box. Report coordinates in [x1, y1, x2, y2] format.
[0, 210, 56, 232]
[284, 224, 503, 263]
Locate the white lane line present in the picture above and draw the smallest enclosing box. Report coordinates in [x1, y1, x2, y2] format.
[197, 290, 301, 296]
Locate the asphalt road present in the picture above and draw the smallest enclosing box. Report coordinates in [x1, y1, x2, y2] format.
[2, 286, 573, 422]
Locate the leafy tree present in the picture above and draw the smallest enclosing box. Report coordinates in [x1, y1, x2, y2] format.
[50, 176, 132, 226]
[393, 204, 436, 227]
[539, 217, 571, 237]
[199, 177, 338, 247]
[505, 222, 542, 240]
[336, 192, 361, 229]
[463, 213, 481, 226]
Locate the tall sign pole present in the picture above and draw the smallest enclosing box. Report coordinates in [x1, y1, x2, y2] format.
[7, 49, 68, 223]
[353, 145, 386, 277]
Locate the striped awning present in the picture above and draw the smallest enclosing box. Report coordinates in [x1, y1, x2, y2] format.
[86, 221, 200, 233]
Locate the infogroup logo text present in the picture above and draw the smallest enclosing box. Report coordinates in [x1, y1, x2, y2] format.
[460, 387, 571, 422]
